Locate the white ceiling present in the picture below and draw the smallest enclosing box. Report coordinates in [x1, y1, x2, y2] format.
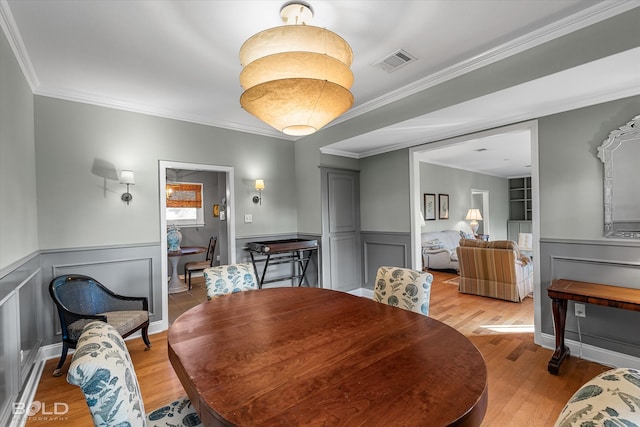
[2, 0, 639, 176]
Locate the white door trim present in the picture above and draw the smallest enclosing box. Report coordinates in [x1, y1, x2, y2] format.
[158, 160, 236, 330]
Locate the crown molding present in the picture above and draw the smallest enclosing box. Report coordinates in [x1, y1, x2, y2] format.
[0, 0, 38, 90]
[330, 0, 640, 127]
[34, 85, 294, 141]
[319, 147, 362, 159]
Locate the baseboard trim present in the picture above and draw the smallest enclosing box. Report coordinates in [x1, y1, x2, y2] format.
[538, 332, 640, 370]
[39, 320, 166, 362]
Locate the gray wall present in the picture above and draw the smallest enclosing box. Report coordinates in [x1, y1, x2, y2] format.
[538, 97, 640, 357]
[0, 25, 38, 268]
[0, 27, 40, 426]
[539, 98, 640, 241]
[418, 163, 509, 239]
[359, 149, 410, 233]
[33, 96, 299, 250]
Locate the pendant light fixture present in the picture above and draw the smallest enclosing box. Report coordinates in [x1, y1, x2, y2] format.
[239, 2, 354, 136]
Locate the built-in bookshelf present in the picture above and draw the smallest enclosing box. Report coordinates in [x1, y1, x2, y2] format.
[509, 177, 532, 221]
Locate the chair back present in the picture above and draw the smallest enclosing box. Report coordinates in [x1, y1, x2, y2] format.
[206, 236, 218, 266]
[517, 233, 533, 251]
[203, 263, 259, 300]
[372, 266, 433, 315]
[50, 275, 113, 317]
[67, 321, 146, 427]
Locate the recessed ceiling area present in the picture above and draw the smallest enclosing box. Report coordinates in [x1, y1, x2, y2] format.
[416, 130, 532, 179]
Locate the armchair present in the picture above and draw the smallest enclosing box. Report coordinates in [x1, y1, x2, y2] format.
[456, 239, 533, 302]
[49, 274, 150, 376]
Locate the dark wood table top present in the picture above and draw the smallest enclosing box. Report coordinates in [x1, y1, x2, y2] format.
[168, 287, 487, 426]
[167, 246, 206, 257]
[246, 238, 319, 254]
[549, 279, 640, 310]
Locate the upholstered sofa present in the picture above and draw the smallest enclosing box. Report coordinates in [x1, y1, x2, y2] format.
[421, 229, 472, 271]
[456, 239, 533, 302]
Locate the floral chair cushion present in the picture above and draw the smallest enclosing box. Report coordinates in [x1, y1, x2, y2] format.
[146, 396, 202, 427]
[67, 321, 202, 427]
[372, 266, 433, 315]
[203, 263, 259, 300]
[553, 367, 640, 427]
[67, 321, 146, 426]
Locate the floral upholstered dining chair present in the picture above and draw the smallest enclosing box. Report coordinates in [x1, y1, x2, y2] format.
[372, 266, 433, 315]
[66, 321, 202, 427]
[203, 262, 259, 300]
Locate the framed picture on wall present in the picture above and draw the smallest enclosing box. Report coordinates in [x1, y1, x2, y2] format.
[439, 194, 449, 219]
[423, 193, 436, 220]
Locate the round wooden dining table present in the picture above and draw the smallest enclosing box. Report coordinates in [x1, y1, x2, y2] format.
[168, 287, 488, 426]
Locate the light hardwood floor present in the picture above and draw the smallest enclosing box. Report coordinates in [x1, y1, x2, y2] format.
[27, 271, 611, 426]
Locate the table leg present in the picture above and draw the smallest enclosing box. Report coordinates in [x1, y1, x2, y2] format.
[298, 249, 314, 287]
[168, 255, 188, 294]
[548, 297, 570, 375]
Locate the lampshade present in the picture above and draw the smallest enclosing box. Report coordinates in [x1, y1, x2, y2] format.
[239, 3, 354, 136]
[255, 179, 265, 191]
[120, 170, 135, 185]
[465, 209, 483, 221]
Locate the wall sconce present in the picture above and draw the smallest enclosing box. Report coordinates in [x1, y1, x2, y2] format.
[120, 170, 135, 205]
[252, 179, 265, 205]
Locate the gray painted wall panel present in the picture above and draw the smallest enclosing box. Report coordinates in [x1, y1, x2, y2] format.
[361, 232, 411, 290]
[0, 255, 41, 426]
[40, 244, 162, 345]
[329, 234, 360, 292]
[540, 239, 640, 357]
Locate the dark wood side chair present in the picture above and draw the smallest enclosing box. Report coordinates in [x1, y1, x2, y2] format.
[49, 274, 151, 376]
[184, 236, 217, 290]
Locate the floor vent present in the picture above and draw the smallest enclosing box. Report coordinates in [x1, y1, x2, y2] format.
[374, 49, 417, 73]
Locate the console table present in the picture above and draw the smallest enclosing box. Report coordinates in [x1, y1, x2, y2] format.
[246, 239, 318, 288]
[547, 279, 640, 375]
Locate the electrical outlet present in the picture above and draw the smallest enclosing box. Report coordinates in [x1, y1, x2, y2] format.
[244, 214, 253, 223]
[575, 303, 586, 318]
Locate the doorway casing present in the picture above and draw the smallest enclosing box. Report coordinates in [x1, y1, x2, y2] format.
[409, 120, 540, 343]
[158, 160, 236, 331]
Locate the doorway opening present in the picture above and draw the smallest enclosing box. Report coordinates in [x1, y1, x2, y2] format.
[159, 160, 236, 328]
[409, 120, 540, 340]
[471, 189, 490, 236]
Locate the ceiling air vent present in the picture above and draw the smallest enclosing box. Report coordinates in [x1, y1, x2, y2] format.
[374, 49, 417, 73]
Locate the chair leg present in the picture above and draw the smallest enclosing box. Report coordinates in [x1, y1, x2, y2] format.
[142, 325, 152, 351]
[187, 271, 191, 290]
[53, 343, 69, 377]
